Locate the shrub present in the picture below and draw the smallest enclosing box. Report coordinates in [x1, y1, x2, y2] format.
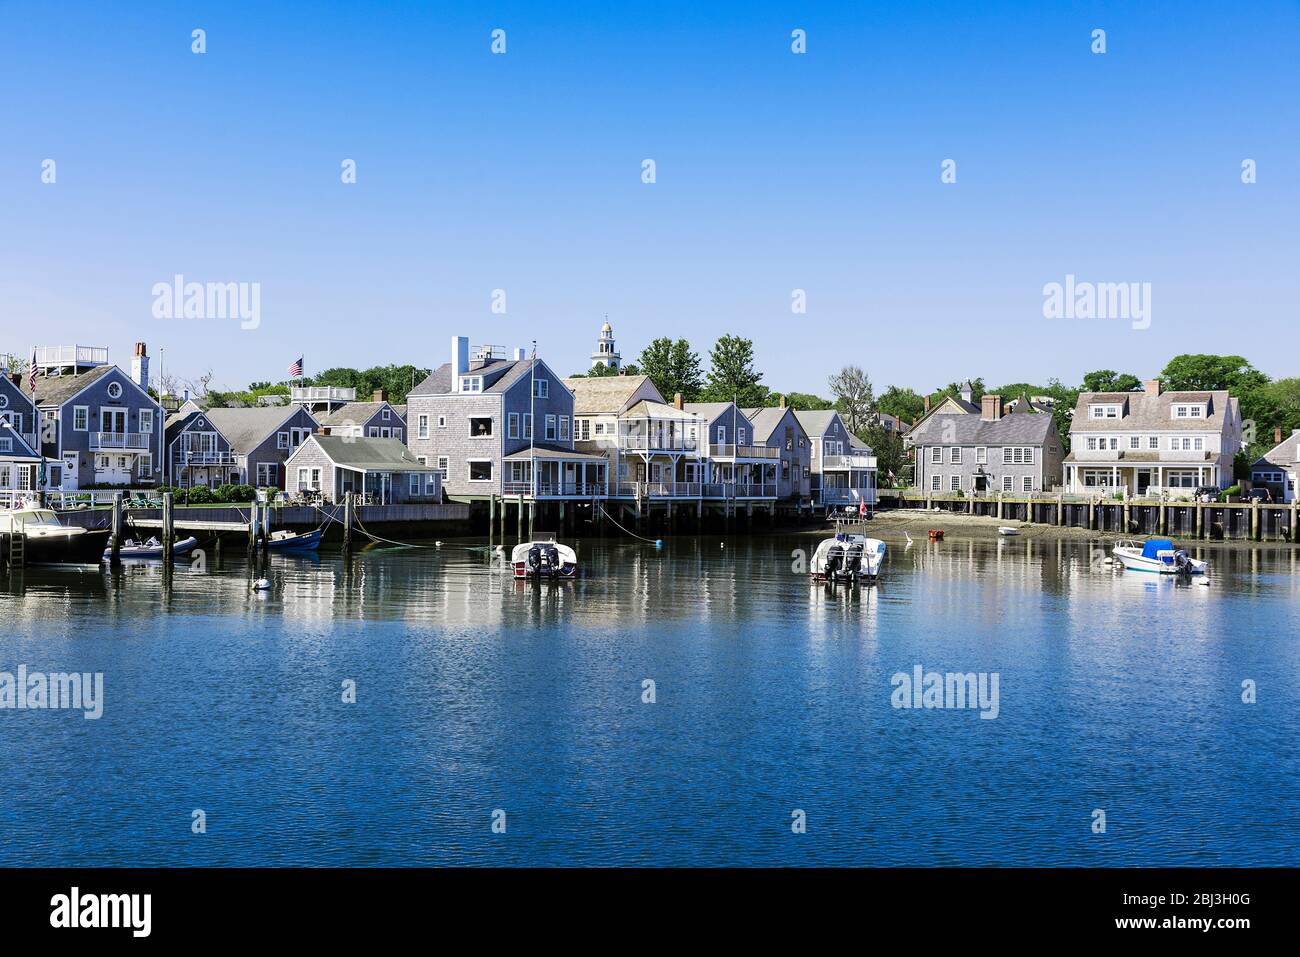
[213, 483, 256, 504]
[186, 486, 214, 504]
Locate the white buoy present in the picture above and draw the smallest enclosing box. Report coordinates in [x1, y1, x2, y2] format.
[435, 540, 443, 547]
[253, 578, 272, 592]
[1198, 578, 1211, 586]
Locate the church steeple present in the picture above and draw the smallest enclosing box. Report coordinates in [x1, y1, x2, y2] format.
[590, 315, 621, 370]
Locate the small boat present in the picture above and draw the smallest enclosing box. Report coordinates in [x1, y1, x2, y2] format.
[998, 526, 1020, 536]
[1112, 538, 1207, 575]
[0, 505, 111, 566]
[266, 528, 324, 551]
[928, 529, 944, 541]
[510, 533, 577, 580]
[106, 536, 200, 560]
[810, 533, 886, 584]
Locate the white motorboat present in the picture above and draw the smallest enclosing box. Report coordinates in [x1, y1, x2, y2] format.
[0, 505, 111, 566]
[510, 533, 578, 580]
[106, 536, 200, 560]
[810, 533, 886, 584]
[1112, 538, 1207, 575]
[997, 526, 1020, 536]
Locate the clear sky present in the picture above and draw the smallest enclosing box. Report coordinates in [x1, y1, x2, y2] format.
[1, 1, 1296, 396]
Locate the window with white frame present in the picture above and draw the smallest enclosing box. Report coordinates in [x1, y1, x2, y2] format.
[382, 408, 391, 421]
[1022, 476, 1032, 492]
[1173, 404, 1205, 419]
[523, 414, 532, 439]
[437, 415, 446, 428]
[718, 426, 727, 444]
[139, 409, 154, 433]
[468, 460, 492, 482]
[930, 446, 942, 464]
[418, 415, 429, 439]
[1090, 404, 1120, 418]
[559, 416, 569, 441]
[436, 456, 448, 478]
[738, 427, 746, 445]
[369, 427, 379, 438]
[930, 474, 941, 491]
[1148, 436, 1159, 449]
[976, 447, 987, 463]
[1129, 436, 1140, 449]
[950, 475, 960, 491]
[469, 417, 493, 437]
[545, 415, 557, 441]
[508, 412, 520, 438]
[461, 377, 482, 393]
[0, 440, 9, 454]
[425, 471, 438, 495]
[409, 474, 420, 496]
[533, 379, 548, 399]
[137, 453, 152, 478]
[950, 447, 961, 464]
[1003, 447, 1034, 464]
[1194, 437, 1204, 450]
[1002, 475, 1013, 492]
[73, 406, 88, 431]
[257, 463, 277, 486]
[1086, 437, 1098, 450]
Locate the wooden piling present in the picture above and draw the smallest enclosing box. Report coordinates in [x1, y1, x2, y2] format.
[110, 490, 124, 566]
[343, 492, 353, 552]
[161, 491, 174, 563]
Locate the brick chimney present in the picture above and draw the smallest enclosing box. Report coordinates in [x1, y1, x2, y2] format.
[1275, 427, 1283, 444]
[373, 388, 388, 402]
[779, 394, 787, 409]
[981, 394, 1003, 422]
[1145, 378, 1162, 396]
[923, 394, 931, 414]
[673, 392, 684, 410]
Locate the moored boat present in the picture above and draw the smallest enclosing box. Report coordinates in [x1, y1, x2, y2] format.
[510, 533, 577, 580]
[266, 528, 323, 551]
[105, 536, 200, 561]
[0, 505, 111, 566]
[1112, 538, 1207, 575]
[810, 533, 886, 584]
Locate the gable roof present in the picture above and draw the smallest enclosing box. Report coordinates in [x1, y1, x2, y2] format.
[410, 356, 549, 397]
[793, 410, 844, 437]
[28, 365, 116, 407]
[624, 399, 701, 420]
[316, 401, 400, 428]
[741, 406, 800, 443]
[0, 420, 39, 459]
[1070, 389, 1236, 433]
[1252, 430, 1300, 469]
[201, 406, 316, 455]
[293, 435, 430, 471]
[909, 411, 1059, 446]
[562, 374, 661, 414]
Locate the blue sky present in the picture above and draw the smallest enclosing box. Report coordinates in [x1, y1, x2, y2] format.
[1, 1, 1296, 395]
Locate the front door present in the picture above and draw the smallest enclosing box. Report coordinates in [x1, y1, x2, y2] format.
[62, 454, 79, 490]
[1137, 470, 1151, 495]
[102, 408, 126, 438]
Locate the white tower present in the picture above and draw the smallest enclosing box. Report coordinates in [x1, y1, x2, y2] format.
[590, 317, 621, 370]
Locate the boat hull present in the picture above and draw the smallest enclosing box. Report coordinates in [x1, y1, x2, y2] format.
[25, 528, 112, 566]
[512, 562, 578, 580]
[267, 529, 323, 552]
[1114, 552, 1206, 575]
[106, 536, 201, 561]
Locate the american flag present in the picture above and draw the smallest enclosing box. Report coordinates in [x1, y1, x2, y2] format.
[28, 350, 39, 393]
[287, 356, 303, 379]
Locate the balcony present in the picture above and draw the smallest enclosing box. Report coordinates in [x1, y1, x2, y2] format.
[90, 432, 152, 450]
[621, 434, 700, 453]
[291, 386, 356, 403]
[502, 480, 606, 498]
[822, 453, 877, 470]
[701, 482, 778, 499]
[34, 345, 108, 369]
[708, 443, 780, 460]
[178, 450, 236, 465]
[819, 487, 877, 506]
[614, 481, 702, 498]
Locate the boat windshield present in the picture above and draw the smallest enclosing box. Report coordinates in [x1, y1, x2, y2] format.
[18, 510, 62, 529]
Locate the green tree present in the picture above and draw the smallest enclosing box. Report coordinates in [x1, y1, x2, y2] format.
[827, 365, 874, 434]
[780, 391, 834, 411]
[702, 335, 764, 406]
[1080, 370, 1142, 393]
[1159, 354, 1267, 395]
[930, 378, 985, 408]
[876, 386, 926, 424]
[638, 338, 704, 401]
[861, 420, 906, 488]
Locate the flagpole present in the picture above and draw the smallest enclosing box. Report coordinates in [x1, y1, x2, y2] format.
[30, 350, 46, 507]
[530, 340, 537, 504]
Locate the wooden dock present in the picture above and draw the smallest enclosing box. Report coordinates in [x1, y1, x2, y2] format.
[879, 490, 1298, 542]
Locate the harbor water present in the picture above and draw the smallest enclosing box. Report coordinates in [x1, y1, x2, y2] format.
[1, 533, 1296, 866]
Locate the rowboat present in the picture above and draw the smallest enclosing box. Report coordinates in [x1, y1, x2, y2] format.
[266, 528, 324, 552]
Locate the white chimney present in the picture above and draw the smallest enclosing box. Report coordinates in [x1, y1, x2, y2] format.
[451, 336, 469, 392]
[131, 342, 150, 390]
[514, 347, 526, 361]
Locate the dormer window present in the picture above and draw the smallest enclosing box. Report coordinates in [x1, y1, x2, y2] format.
[1173, 404, 1205, 419]
[461, 376, 482, 393]
[1089, 404, 1120, 419]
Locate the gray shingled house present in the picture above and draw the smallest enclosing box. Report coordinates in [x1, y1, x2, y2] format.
[316, 392, 407, 442]
[406, 337, 606, 499]
[741, 400, 810, 503]
[174, 405, 320, 490]
[284, 435, 440, 504]
[793, 409, 877, 508]
[910, 394, 1063, 495]
[1251, 428, 1300, 502]
[1063, 378, 1240, 496]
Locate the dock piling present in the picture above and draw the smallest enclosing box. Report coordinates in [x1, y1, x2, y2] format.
[110, 490, 124, 566]
[161, 492, 174, 564]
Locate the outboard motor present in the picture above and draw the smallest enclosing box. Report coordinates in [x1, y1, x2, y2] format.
[824, 545, 844, 583]
[543, 544, 561, 577]
[527, 544, 543, 574]
[843, 545, 863, 582]
[1173, 549, 1192, 575]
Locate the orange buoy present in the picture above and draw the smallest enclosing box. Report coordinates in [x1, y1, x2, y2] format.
[928, 529, 945, 541]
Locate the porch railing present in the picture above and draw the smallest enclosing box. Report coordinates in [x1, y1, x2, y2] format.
[178, 450, 236, 465]
[822, 453, 877, 470]
[819, 487, 877, 506]
[502, 481, 607, 497]
[620, 434, 700, 452]
[90, 432, 152, 450]
[708, 443, 780, 460]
